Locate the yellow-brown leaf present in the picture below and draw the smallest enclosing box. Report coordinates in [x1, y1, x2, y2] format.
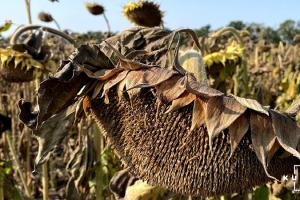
[206, 96, 246, 149]
[165, 92, 196, 113]
[229, 113, 249, 157]
[250, 112, 277, 180]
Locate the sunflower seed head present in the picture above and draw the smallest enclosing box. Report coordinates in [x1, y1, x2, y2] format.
[38, 12, 53, 23]
[123, 0, 163, 27]
[85, 3, 105, 15]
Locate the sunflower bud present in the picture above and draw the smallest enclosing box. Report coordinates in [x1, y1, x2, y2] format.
[38, 12, 53, 23]
[85, 3, 105, 15]
[123, 0, 163, 27]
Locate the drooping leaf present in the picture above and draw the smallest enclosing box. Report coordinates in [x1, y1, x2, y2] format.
[270, 110, 300, 159]
[34, 103, 76, 167]
[92, 81, 105, 99]
[191, 98, 206, 131]
[66, 134, 96, 200]
[101, 70, 129, 99]
[228, 113, 249, 157]
[230, 95, 269, 116]
[250, 112, 277, 180]
[156, 75, 186, 103]
[186, 74, 223, 98]
[165, 92, 196, 113]
[126, 67, 177, 90]
[285, 99, 300, 117]
[205, 96, 246, 149]
[36, 70, 88, 127]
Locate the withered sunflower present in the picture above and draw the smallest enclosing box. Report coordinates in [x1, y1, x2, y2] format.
[0, 48, 53, 82]
[85, 2, 105, 15]
[123, 0, 163, 27]
[38, 12, 53, 23]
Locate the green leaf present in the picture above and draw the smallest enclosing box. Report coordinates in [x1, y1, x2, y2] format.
[0, 20, 12, 32]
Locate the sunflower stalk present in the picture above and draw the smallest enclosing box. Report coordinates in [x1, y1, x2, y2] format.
[93, 121, 104, 200]
[53, 19, 61, 30]
[42, 162, 49, 200]
[103, 13, 111, 35]
[10, 25, 76, 46]
[24, 0, 32, 24]
[5, 132, 31, 197]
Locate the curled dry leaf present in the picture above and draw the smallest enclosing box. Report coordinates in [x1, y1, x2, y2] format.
[205, 96, 247, 149]
[285, 99, 300, 117]
[270, 110, 300, 159]
[230, 95, 269, 116]
[101, 70, 129, 98]
[186, 74, 223, 98]
[250, 112, 277, 180]
[165, 92, 196, 113]
[34, 103, 76, 167]
[155, 75, 186, 103]
[191, 97, 206, 131]
[228, 113, 249, 157]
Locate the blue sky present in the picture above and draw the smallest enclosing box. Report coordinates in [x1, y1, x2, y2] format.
[1, 0, 300, 36]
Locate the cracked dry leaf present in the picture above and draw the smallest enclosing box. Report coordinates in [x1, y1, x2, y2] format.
[270, 110, 300, 159]
[165, 92, 196, 113]
[250, 112, 277, 179]
[205, 96, 247, 149]
[228, 114, 249, 156]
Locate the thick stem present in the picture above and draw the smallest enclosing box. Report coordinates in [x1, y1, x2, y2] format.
[103, 13, 111, 35]
[42, 162, 49, 200]
[5, 133, 31, 197]
[93, 122, 104, 200]
[24, 0, 32, 24]
[10, 25, 76, 46]
[0, 184, 3, 200]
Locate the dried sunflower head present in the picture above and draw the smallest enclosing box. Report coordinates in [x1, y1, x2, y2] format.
[0, 48, 50, 82]
[85, 2, 105, 15]
[123, 0, 163, 27]
[38, 12, 53, 23]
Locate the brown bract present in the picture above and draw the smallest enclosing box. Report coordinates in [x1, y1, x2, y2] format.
[19, 27, 300, 197]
